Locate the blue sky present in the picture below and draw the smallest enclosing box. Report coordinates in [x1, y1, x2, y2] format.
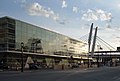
[1, 0, 120, 49]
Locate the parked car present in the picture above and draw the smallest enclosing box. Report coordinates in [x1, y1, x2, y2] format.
[0, 64, 9, 70]
[72, 64, 79, 68]
[29, 63, 42, 70]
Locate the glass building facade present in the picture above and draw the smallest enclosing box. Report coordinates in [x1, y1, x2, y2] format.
[0, 16, 87, 70]
[0, 16, 86, 56]
[0, 17, 15, 51]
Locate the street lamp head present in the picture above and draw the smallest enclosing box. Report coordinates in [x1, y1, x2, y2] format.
[21, 42, 24, 48]
[100, 47, 103, 50]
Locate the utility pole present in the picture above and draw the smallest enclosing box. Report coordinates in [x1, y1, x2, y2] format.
[21, 42, 24, 72]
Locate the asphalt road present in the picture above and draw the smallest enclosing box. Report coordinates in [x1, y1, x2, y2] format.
[0, 67, 120, 81]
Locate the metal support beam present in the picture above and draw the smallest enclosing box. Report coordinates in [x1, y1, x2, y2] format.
[88, 23, 93, 68]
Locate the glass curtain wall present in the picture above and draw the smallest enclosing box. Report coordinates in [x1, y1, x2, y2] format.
[15, 20, 69, 55]
[0, 17, 86, 56]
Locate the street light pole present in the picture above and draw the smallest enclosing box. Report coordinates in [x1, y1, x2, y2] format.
[97, 45, 100, 68]
[87, 53, 89, 68]
[21, 42, 24, 72]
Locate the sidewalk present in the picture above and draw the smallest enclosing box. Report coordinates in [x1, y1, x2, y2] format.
[0, 66, 113, 74]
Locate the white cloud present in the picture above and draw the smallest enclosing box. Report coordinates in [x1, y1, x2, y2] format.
[97, 9, 112, 21]
[103, 22, 120, 31]
[27, 2, 60, 21]
[82, 9, 98, 21]
[73, 6, 79, 13]
[15, 0, 67, 25]
[62, 0, 67, 8]
[118, 4, 120, 8]
[82, 9, 112, 22]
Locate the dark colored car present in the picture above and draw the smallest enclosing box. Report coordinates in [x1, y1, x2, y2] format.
[0, 64, 9, 70]
[72, 64, 79, 68]
[29, 63, 39, 70]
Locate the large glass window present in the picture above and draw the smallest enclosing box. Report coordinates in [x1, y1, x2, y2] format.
[15, 20, 84, 56]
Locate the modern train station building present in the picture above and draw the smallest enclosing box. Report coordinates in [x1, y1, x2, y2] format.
[0, 16, 88, 70]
